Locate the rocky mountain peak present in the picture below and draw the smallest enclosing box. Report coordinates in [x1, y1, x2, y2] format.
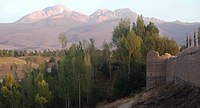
[114, 8, 138, 19]
[90, 9, 113, 16]
[16, 4, 73, 23]
[90, 9, 114, 23]
[43, 4, 71, 16]
[114, 8, 132, 12]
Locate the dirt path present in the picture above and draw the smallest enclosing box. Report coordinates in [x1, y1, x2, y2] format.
[118, 100, 134, 108]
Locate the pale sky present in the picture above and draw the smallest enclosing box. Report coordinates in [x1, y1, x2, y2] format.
[0, 0, 199, 23]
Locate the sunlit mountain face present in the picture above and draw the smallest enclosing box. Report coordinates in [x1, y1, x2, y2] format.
[0, 4, 199, 49]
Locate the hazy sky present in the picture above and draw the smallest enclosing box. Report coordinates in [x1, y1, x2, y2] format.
[0, 0, 199, 23]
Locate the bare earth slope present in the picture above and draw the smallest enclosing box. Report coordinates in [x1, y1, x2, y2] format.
[96, 83, 200, 108]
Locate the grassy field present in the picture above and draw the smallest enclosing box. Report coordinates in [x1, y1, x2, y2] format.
[0, 56, 47, 80]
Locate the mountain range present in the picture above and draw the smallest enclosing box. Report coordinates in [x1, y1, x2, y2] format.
[0, 4, 200, 49]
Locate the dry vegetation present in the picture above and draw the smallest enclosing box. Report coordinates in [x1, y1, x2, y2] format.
[0, 57, 26, 64]
[0, 56, 47, 79]
[0, 57, 26, 78]
[96, 83, 200, 108]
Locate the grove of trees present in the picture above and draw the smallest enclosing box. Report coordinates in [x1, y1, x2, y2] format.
[0, 16, 179, 108]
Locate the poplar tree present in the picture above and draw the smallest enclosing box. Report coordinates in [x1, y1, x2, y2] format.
[194, 31, 197, 46]
[122, 31, 142, 81]
[102, 41, 112, 79]
[186, 33, 189, 48]
[83, 52, 93, 104]
[198, 27, 200, 46]
[189, 33, 192, 47]
[112, 18, 130, 46]
[136, 15, 145, 38]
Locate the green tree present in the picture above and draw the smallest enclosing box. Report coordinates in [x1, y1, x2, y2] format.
[89, 39, 101, 82]
[194, 31, 197, 46]
[112, 18, 131, 82]
[1, 74, 22, 108]
[59, 49, 77, 108]
[22, 70, 37, 108]
[141, 22, 159, 58]
[83, 52, 93, 105]
[60, 43, 93, 108]
[189, 33, 192, 47]
[73, 47, 84, 108]
[102, 41, 112, 79]
[58, 32, 67, 50]
[159, 37, 179, 55]
[145, 22, 159, 35]
[35, 80, 51, 108]
[112, 18, 130, 46]
[186, 33, 189, 48]
[21, 63, 46, 108]
[135, 15, 145, 37]
[122, 31, 142, 81]
[198, 27, 200, 46]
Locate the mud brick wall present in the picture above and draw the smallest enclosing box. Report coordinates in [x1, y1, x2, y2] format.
[147, 47, 200, 88]
[166, 47, 200, 86]
[146, 50, 171, 87]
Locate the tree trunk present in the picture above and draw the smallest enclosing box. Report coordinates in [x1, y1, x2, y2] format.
[109, 62, 112, 80]
[78, 73, 81, 108]
[64, 88, 67, 108]
[87, 95, 89, 103]
[67, 96, 70, 108]
[109, 56, 112, 80]
[128, 53, 131, 82]
[93, 68, 97, 82]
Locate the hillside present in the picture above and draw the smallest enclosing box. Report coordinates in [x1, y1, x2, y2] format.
[96, 83, 200, 108]
[0, 56, 47, 81]
[0, 57, 26, 80]
[0, 4, 200, 49]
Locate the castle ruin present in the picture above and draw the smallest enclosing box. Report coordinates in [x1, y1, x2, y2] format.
[146, 47, 200, 87]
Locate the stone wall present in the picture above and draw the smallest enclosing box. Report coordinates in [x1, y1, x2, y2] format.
[146, 50, 171, 87]
[166, 47, 200, 86]
[147, 47, 200, 88]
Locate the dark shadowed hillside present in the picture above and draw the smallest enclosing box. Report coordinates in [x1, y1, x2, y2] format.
[96, 83, 200, 108]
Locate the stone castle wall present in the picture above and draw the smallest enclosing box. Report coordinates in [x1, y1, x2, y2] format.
[166, 47, 200, 86]
[146, 50, 171, 87]
[147, 47, 200, 87]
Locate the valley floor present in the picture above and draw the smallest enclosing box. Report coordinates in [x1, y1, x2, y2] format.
[96, 83, 200, 108]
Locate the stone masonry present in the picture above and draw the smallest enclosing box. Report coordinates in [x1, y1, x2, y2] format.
[147, 47, 200, 87]
[146, 50, 171, 87]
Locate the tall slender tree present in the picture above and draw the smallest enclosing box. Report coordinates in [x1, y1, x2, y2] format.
[136, 15, 145, 38]
[122, 31, 142, 81]
[112, 18, 130, 46]
[102, 41, 112, 79]
[194, 31, 197, 46]
[198, 27, 200, 46]
[59, 48, 76, 108]
[57, 33, 67, 50]
[83, 52, 93, 104]
[189, 33, 192, 47]
[186, 33, 189, 48]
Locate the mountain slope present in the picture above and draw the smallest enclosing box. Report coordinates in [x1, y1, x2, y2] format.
[0, 4, 200, 49]
[158, 22, 200, 44]
[90, 9, 115, 23]
[16, 4, 89, 24]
